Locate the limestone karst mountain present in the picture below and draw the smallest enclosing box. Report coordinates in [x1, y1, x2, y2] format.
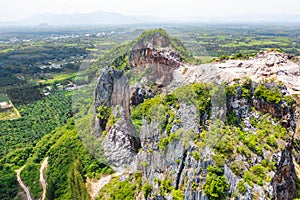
[94, 29, 300, 199]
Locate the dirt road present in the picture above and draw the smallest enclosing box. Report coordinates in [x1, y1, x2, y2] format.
[39, 157, 48, 200]
[87, 171, 123, 200]
[16, 166, 33, 200]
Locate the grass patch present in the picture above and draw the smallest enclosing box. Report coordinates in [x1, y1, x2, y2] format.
[0, 103, 21, 120]
[40, 73, 77, 85]
[97, 172, 142, 200]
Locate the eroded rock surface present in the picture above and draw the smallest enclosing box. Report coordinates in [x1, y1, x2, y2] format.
[102, 107, 140, 169]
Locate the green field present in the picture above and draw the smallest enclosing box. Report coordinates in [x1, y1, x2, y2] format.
[171, 25, 300, 57]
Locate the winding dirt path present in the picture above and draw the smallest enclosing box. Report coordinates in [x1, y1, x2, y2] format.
[39, 157, 48, 200]
[87, 171, 123, 200]
[87, 175, 112, 200]
[16, 166, 33, 200]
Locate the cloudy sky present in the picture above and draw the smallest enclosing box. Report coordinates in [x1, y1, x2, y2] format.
[1, 0, 300, 22]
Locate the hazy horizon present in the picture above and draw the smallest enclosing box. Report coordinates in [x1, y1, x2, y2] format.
[1, 0, 300, 24]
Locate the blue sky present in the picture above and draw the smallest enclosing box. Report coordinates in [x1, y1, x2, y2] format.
[0, 0, 300, 22]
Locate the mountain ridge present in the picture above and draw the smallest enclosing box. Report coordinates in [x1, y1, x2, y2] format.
[13, 11, 162, 26]
[3, 12, 300, 26]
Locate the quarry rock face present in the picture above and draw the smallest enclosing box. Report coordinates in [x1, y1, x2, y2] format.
[95, 31, 183, 169]
[129, 48, 181, 86]
[172, 50, 300, 95]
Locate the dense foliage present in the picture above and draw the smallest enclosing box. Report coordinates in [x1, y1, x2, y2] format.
[0, 165, 18, 200]
[0, 92, 72, 200]
[204, 166, 229, 199]
[254, 84, 282, 104]
[45, 121, 111, 200]
[20, 162, 42, 198]
[5, 85, 43, 105]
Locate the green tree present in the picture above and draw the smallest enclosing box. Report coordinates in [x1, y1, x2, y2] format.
[0, 165, 18, 200]
[68, 160, 90, 200]
[142, 181, 153, 198]
[172, 189, 184, 200]
[204, 166, 229, 200]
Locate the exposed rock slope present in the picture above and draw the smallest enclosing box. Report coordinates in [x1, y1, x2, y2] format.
[172, 50, 300, 94]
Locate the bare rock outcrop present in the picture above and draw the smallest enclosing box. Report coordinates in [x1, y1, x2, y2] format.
[95, 67, 123, 109]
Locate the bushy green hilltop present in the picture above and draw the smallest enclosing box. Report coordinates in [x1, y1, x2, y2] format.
[0, 29, 299, 200]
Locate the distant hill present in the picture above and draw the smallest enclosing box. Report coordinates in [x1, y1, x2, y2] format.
[214, 14, 300, 23]
[17, 11, 162, 26]
[1, 11, 300, 26]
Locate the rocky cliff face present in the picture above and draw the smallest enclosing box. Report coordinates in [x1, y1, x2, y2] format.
[132, 82, 297, 200]
[134, 103, 213, 200]
[95, 67, 123, 109]
[102, 106, 140, 169]
[272, 143, 296, 200]
[95, 30, 183, 169]
[94, 67, 140, 168]
[94, 29, 300, 199]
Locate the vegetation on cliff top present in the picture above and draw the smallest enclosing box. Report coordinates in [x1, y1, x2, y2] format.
[106, 28, 196, 73]
[134, 28, 192, 60]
